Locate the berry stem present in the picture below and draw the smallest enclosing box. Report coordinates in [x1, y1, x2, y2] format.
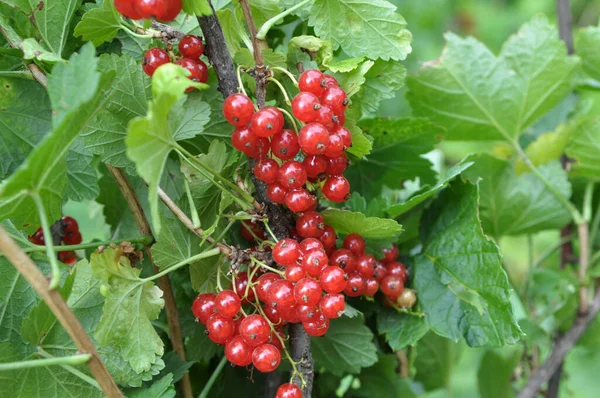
[250, 255, 285, 276]
[184, 177, 201, 229]
[120, 24, 155, 39]
[216, 258, 224, 291]
[19, 235, 154, 254]
[32, 194, 61, 290]
[0, 353, 91, 371]
[266, 77, 291, 106]
[198, 356, 227, 398]
[271, 67, 299, 86]
[236, 65, 250, 99]
[263, 219, 279, 242]
[277, 107, 299, 133]
[141, 248, 221, 282]
[255, 0, 314, 40]
[388, 301, 425, 317]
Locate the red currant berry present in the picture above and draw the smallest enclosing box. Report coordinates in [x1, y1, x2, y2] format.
[364, 277, 379, 296]
[176, 58, 208, 90]
[223, 94, 255, 127]
[319, 266, 347, 294]
[387, 261, 408, 283]
[343, 233, 365, 256]
[263, 106, 285, 131]
[297, 304, 320, 323]
[299, 238, 324, 254]
[294, 278, 322, 306]
[344, 271, 366, 297]
[273, 238, 301, 267]
[285, 265, 306, 283]
[268, 327, 285, 351]
[155, 0, 181, 21]
[231, 126, 256, 152]
[329, 249, 356, 273]
[303, 314, 329, 337]
[240, 220, 266, 242]
[254, 158, 279, 184]
[256, 273, 282, 303]
[298, 69, 326, 96]
[382, 244, 399, 263]
[59, 251, 77, 265]
[178, 35, 204, 59]
[277, 161, 307, 190]
[322, 175, 350, 203]
[315, 105, 335, 129]
[303, 154, 328, 179]
[296, 211, 325, 239]
[323, 132, 345, 158]
[380, 275, 404, 298]
[271, 129, 300, 160]
[319, 225, 337, 251]
[323, 74, 339, 88]
[373, 262, 388, 281]
[268, 279, 296, 310]
[299, 123, 329, 155]
[28, 227, 45, 245]
[240, 314, 270, 346]
[114, 0, 143, 19]
[356, 254, 375, 278]
[302, 249, 329, 277]
[231, 272, 256, 303]
[61, 216, 79, 234]
[334, 126, 352, 147]
[191, 293, 217, 324]
[63, 231, 82, 245]
[397, 289, 417, 308]
[142, 48, 170, 77]
[319, 293, 345, 319]
[252, 344, 281, 372]
[320, 86, 348, 114]
[264, 305, 284, 325]
[251, 108, 282, 138]
[285, 189, 316, 213]
[279, 304, 300, 323]
[225, 335, 253, 366]
[134, 0, 166, 20]
[215, 290, 241, 318]
[326, 154, 348, 175]
[275, 383, 302, 398]
[267, 183, 287, 204]
[206, 313, 235, 344]
[291, 92, 320, 123]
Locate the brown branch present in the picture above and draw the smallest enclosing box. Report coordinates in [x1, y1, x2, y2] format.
[578, 222, 591, 314]
[150, 20, 186, 40]
[395, 350, 409, 378]
[106, 165, 193, 398]
[0, 226, 123, 397]
[239, 0, 267, 107]
[557, 0, 574, 54]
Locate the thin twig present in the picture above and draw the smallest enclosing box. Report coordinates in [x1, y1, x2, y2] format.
[0, 226, 123, 397]
[239, 0, 267, 107]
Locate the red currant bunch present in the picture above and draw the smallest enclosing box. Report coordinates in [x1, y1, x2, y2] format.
[28, 215, 83, 265]
[114, 0, 182, 22]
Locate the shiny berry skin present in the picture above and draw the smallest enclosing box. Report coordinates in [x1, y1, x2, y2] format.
[59, 251, 77, 265]
[303, 314, 329, 337]
[329, 249, 356, 273]
[323, 133, 344, 158]
[319, 266, 347, 294]
[114, 0, 143, 19]
[298, 69, 326, 96]
[382, 244, 399, 263]
[302, 249, 329, 277]
[397, 289, 417, 308]
[134, 0, 166, 19]
[29, 227, 45, 245]
[232, 272, 255, 303]
[319, 225, 337, 250]
[296, 211, 325, 238]
[279, 304, 300, 323]
[320, 86, 348, 114]
[275, 383, 302, 398]
[225, 335, 253, 366]
[63, 230, 82, 245]
[277, 161, 307, 190]
[343, 233, 365, 256]
[176, 58, 208, 89]
[269, 279, 296, 310]
[297, 304, 320, 323]
[192, 293, 217, 324]
[315, 105, 335, 129]
[380, 275, 404, 298]
[264, 305, 284, 324]
[303, 154, 328, 179]
[332, 112, 346, 127]
[299, 238, 324, 254]
[299, 123, 329, 155]
[254, 158, 279, 184]
[323, 74, 339, 87]
[154, 0, 181, 21]
[291, 92, 320, 123]
[268, 327, 285, 351]
[231, 126, 257, 153]
[356, 254, 375, 278]
[206, 314, 235, 344]
[271, 129, 300, 160]
[285, 265, 306, 282]
[223, 94, 255, 127]
[61, 216, 79, 234]
[373, 262, 388, 281]
[273, 238, 301, 267]
[256, 273, 282, 302]
[252, 344, 281, 372]
[319, 293, 345, 319]
[334, 126, 352, 148]
[267, 183, 287, 204]
[240, 220, 266, 242]
[285, 189, 315, 213]
[215, 290, 241, 318]
[251, 108, 282, 137]
[327, 154, 348, 175]
[142, 48, 170, 77]
[294, 278, 321, 306]
[263, 106, 285, 131]
[240, 314, 270, 346]
[178, 35, 204, 59]
[344, 272, 366, 297]
[364, 278, 379, 296]
[387, 261, 408, 281]
[322, 175, 350, 203]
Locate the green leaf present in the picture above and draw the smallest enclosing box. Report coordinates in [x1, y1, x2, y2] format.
[190, 255, 226, 293]
[234, 0, 281, 28]
[158, 351, 194, 383]
[152, 213, 202, 270]
[91, 248, 165, 373]
[413, 179, 522, 347]
[351, 354, 418, 398]
[128, 374, 176, 398]
[477, 346, 523, 398]
[413, 332, 460, 391]
[287, 35, 332, 68]
[344, 120, 372, 159]
[74, 0, 122, 46]
[233, 48, 287, 69]
[386, 160, 472, 218]
[335, 60, 373, 98]
[217, 8, 248, 57]
[32, 0, 81, 57]
[407, 15, 579, 141]
[565, 115, 600, 180]
[463, 154, 572, 237]
[171, 95, 212, 142]
[65, 139, 100, 202]
[312, 317, 378, 376]
[20, 38, 63, 63]
[376, 308, 428, 350]
[321, 208, 402, 248]
[575, 25, 600, 81]
[515, 121, 573, 174]
[327, 57, 365, 73]
[308, 0, 412, 61]
[182, 0, 212, 16]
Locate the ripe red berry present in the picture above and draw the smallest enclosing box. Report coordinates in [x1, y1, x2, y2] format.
[323, 74, 339, 88]
[356, 254, 375, 278]
[321, 86, 348, 114]
[322, 175, 350, 203]
[231, 272, 256, 303]
[315, 105, 335, 129]
[298, 69, 326, 96]
[275, 383, 302, 398]
[142, 48, 170, 77]
[134, 0, 166, 20]
[278, 304, 300, 323]
[303, 154, 328, 179]
[268, 279, 296, 310]
[176, 58, 208, 90]
[299, 123, 329, 155]
[303, 314, 329, 337]
[240, 314, 270, 346]
[397, 289, 417, 308]
[296, 211, 325, 238]
[215, 290, 241, 318]
[294, 278, 322, 306]
[326, 154, 348, 175]
[223, 94, 255, 127]
[231, 126, 256, 152]
[382, 244, 399, 263]
[263, 106, 285, 131]
[271, 129, 300, 160]
[63, 231, 82, 245]
[192, 293, 217, 324]
[319, 293, 345, 319]
[319, 266, 347, 294]
[29, 227, 45, 245]
[273, 238, 301, 267]
[334, 126, 352, 148]
[364, 277, 379, 296]
[373, 262, 388, 281]
[319, 225, 337, 251]
[178, 35, 204, 59]
[297, 304, 320, 323]
[285, 265, 306, 282]
[114, 0, 143, 19]
[291, 92, 321, 123]
[59, 251, 77, 265]
[387, 261, 408, 283]
[344, 271, 366, 297]
[267, 183, 287, 204]
[206, 314, 235, 344]
[225, 335, 253, 366]
[254, 158, 279, 184]
[285, 189, 316, 213]
[256, 273, 282, 303]
[278, 161, 307, 190]
[153, 0, 181, 21]
[251, 108, 282, 137]
[299, 238, 324, 254]
[302, 249, 329, 277]
[323, 132, 345, 158]
[343, 233, 365, 256]
[240, 220, 266, 242]
[61, 216, 79, 234]
[380, 275, 404, 298]
[263, 305, 284, 325]
[252, 344, 281, 372]
[268, 327, 285, 351]
[329, 249, 356, 273]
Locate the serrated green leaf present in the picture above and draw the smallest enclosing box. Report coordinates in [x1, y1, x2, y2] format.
[31, 0, 81, 57]
[308, 0, 412, 61]
[335, 60, 373, 98]
[217, 8, 248, 57]
[233, 48, 287, 68]
[91, 248, 165, 373]
[171, 95, 212, 141]
[463, 154, 572, 236]
[376, 308, 428, 350]
[20, 38, 63, 62]
[575, 25, 600, 81]
[320, 208, 402, 248]
[128, 373, 176, 398]
[189, 254, 226, 293]
[74, 0, 122, 46]
[182, 0, 212, 16]
[344, 120, 372, 159]
[407, 15, 579, 141]
[152, 213, 202, 270]
[413, 332, 460, 391]
[158, 351, 194, 383]
[288, 35, 332, 68]
[65, 139, 100, 201]
[234, 0, 281, 28]
[312, 317, 378, 376]
[515, 121, 573, 174]
[477, 346, 523, 398]
[413, 179, 522, 347]
[565, 115, 600, 180]
[327, 57, 364, 73]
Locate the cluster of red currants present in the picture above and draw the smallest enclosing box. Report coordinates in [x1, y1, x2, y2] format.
[114, 0, 181, 22]
[142, 35, 208, 90]
[28, 216, 82, 265]
[224, 69, 353, 212]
